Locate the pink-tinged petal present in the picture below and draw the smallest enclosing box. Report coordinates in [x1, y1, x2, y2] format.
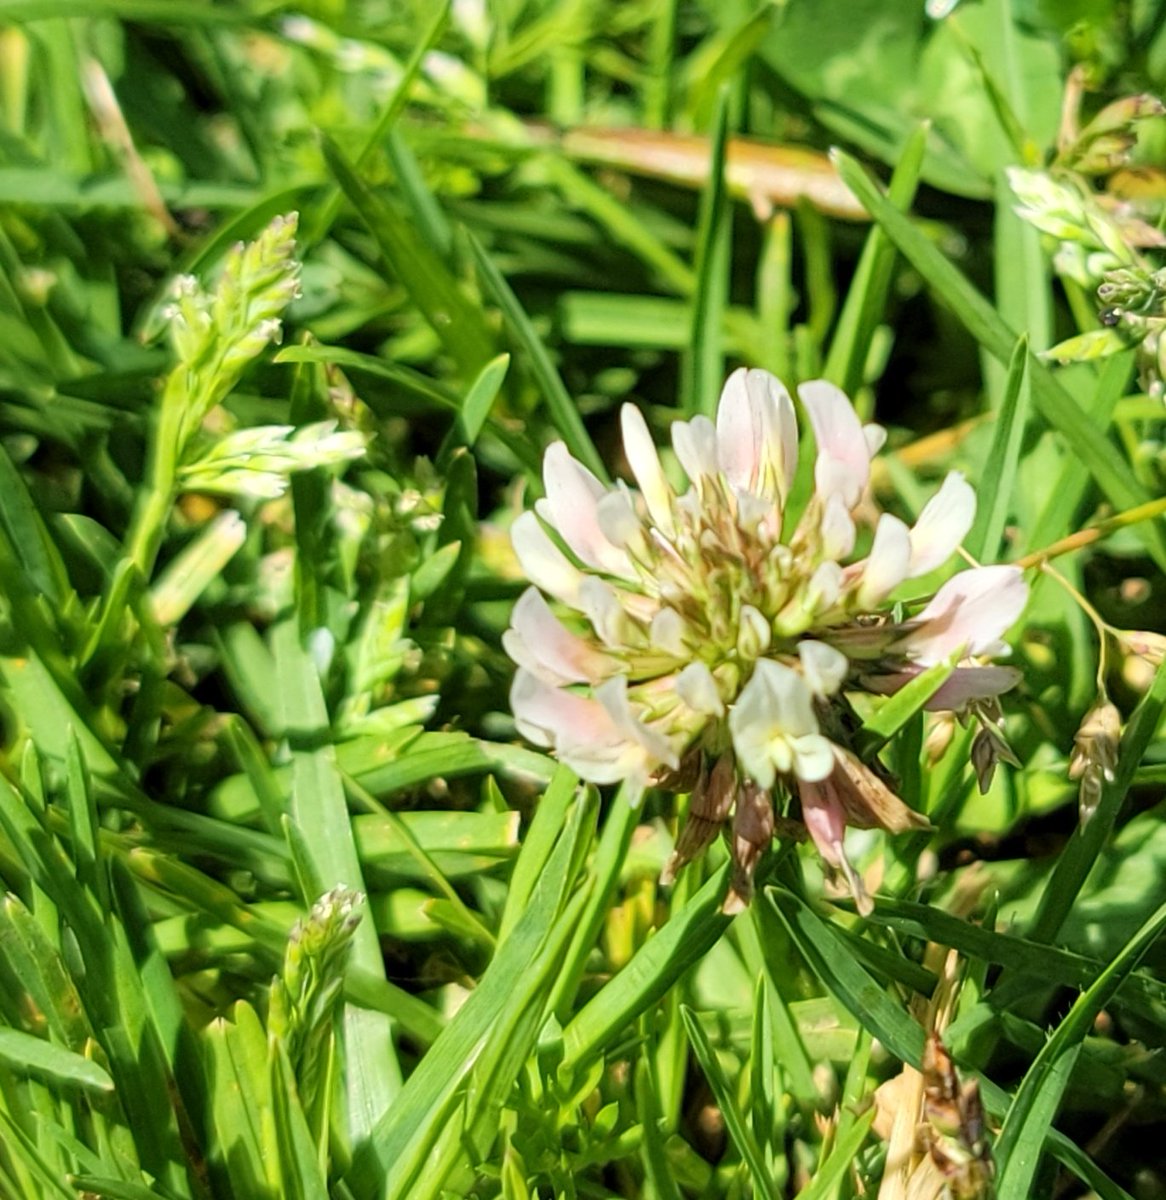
[579, 576, 636, 647]
[820, 493, 856, 561]
[538, 442, 635, 578]
[511, 670, 661, 785]
[861, 665, 1022, 710]
[510, 669, 615, 749]
[715, 368, 798, 502]
[799, 771, 874, 914]
[596, 488, 643, 550]
[595, 676, 679, 769]
[898, 565, 1028, 664]
[907, 472, 975, 577]
[503, 587, 613, 685]
[799, 640, 849, 697]
[856, 514, 911, 608]
[671, 415, 719, 490]
[863, 424, 887, 457]
[511, 511, 584, 607]
[621, 404, 675, 535]
[798, 379, 870, 509]
[799, 776, 847, 868]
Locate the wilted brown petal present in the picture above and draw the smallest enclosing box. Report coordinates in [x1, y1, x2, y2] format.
[724, 781, 775, 913]
[661, 753, 735, 885]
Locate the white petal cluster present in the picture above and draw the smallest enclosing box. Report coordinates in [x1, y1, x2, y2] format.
[506, 370, 1027, 899]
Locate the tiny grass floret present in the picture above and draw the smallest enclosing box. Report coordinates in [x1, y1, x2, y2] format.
[507, 371, 1028, 911]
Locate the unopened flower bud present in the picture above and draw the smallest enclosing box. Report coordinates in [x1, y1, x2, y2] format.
[1119, 630, 1166, 691]
[1068, 701, 1121, 824]
[923, 712, 957, 764]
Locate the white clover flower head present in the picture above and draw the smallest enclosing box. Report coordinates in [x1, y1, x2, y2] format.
[506, 370, 1028, 909]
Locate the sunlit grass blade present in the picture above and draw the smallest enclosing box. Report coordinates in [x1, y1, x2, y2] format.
[1024, 660, 1166, 945]
[320, 135, 495, 380]
[560, 866, 733, 1079]
[465, 228, 608, 481]
[823, 122, 926, 397]
[967, 335, 1030, 563]
[344, 791, 594, 1199]
[683, 86, 731, 418]
[272, 621, 402, 1136]
[681, 1005, 782, 1199]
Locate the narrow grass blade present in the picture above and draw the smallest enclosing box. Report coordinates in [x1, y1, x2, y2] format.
[344, 790, 593, 1199]
[273, 621, 402, 1134]
[320, 136, 494, 380]
[767, 887, 925, 1066]
[794, 1108, 875, 1200]
[560, 866, 734, 1077]
[465, 228, 607, 481]
[0, 1029, 112, 1094]
[683, 87, 731, 418]
[1025, 660, 1166, 945]
[853, 656, 956, 758]
[681, 1006, 781, 1199]
[967, 335, 1031, 563]
[305, 0, 450, 247]
[824, 124, 927, 395]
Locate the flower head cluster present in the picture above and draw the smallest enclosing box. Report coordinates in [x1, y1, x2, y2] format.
[506, 371, 1027, 911]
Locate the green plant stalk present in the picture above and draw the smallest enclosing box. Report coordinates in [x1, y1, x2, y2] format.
[1014, 494, 1166, 570]
[124, 374, 185, 578]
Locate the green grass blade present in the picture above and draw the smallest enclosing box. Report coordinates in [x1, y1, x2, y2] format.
[794, 1108, 875, 1200]
[272, 620, 402, 1135]
[320, 136, 495, 380]
[684, 87, 731, 418]
[680, 1005, 781, 1199]
[823, 124, 927, 395]
[0, 1028, 112, 1094]
[1025, 660, 1166, 945]
[465, 228, 607, 481]
[967, 335, 1031, 563]
[560, 866, 733, 1077]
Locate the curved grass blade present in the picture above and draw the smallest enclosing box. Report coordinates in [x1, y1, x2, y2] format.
[465, 228, 607, 481]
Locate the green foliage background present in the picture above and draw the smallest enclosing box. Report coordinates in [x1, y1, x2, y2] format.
[0, 0, 1165, 1197]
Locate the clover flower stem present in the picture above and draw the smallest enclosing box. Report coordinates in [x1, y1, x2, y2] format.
[1038, 558, 1116, 691]
[1014, 494, 1166, 571]
[125, 383, 185, 578]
